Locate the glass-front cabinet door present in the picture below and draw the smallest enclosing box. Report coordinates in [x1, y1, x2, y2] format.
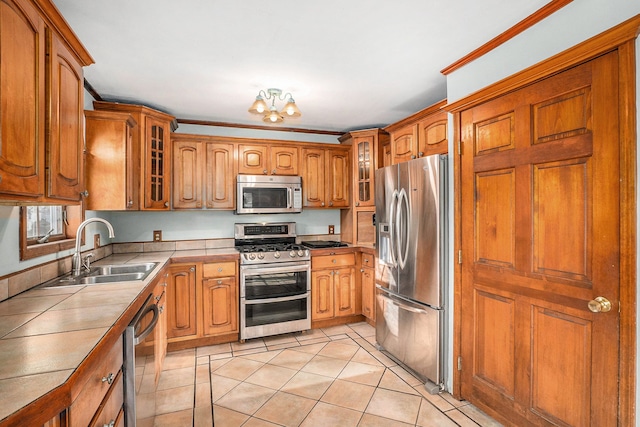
[355, 136, 375, 207]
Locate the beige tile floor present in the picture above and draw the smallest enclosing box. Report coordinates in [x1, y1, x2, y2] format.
[135, 323, 503, 427]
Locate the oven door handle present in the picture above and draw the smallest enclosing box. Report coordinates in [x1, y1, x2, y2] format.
[244, 293, 309, 305]
[241, 263, 310, 275]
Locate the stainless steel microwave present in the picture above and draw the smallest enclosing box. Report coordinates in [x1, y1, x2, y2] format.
[236, 175, 303, 214]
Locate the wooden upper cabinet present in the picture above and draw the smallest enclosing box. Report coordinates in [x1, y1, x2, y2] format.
[238, 143, 298, 175]
[205, 143, 235, 209]
[93, 101, 176, 210]
[0, 0, 92, 203]
[301, 148, 326, 207]
[327, 148, 350, 208]
[173, 138, 203, 209]
[85, 110, 138, 210]
[172, 134, 235, 210]
[385, 100, 448, 164]
[48, 31, 85, 202]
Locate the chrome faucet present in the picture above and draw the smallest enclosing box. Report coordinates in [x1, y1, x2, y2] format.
[72, 218, 115, 276]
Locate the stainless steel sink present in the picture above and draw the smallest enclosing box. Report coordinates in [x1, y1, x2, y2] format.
[38, 262, 158, 288]
[94, 262, 157, 276]
[80, 272, 147, 284]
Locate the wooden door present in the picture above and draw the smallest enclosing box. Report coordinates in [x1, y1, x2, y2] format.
[238, 144, 268, 175]
[202, 277, 238, 336]
[460, 52, 620, 427]
[354, 136, 375, 207]
[205, 142, 235, 209]
[143, 117, 171, 209]
[390, 125, 417, 164]
[327, 148, 350, 208]
[0, 0, 46, 199]
[270, 145, 298, 175]
[334, 267, 357, 317]
[47, 31, 84, 201]
[173, 139, 202, 209]
[311, 270, 334, 320]
[417, 114, 448, 157]
[301, 148, 326, 207]
[166, 264, 197, 338]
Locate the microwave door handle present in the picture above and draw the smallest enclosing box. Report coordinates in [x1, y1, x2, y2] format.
[287, 187, 292, 209]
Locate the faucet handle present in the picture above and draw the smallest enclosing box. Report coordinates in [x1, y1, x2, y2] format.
[82, 253, 95, 271]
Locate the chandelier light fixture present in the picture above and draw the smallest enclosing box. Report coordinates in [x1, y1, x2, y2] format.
[248, 88, 301, 124]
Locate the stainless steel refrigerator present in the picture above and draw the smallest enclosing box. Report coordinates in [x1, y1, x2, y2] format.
[375, 154, 448, 393]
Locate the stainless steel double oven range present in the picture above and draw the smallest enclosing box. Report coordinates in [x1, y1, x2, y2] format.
[235, 222, 311, 341]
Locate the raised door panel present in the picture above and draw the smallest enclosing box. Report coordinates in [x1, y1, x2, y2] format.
[334, 267, 356, 317]
[205, 143, 235, 209]
[301, 148, 326, 207]
[202, 277, 238, 336]
[391, 125, 417, 164]
[143, 117, 171, 209]
[85, 111, 138, 210]
[327, 149, 350, 208]
[311, 270, 334, 320]
[418, 116, 448, 157]
[167, 265, 197, 338]
[355, 210, 375, 246]
[381, 143, 392, 168]
[238, 144, 268, 175]
[173, 139, 203, 209]
[460, 53, 620, 427]
[360, 265, 374, 320]
[47, 31, 84, 201]
[270, 145, 298, 175]
[0, 0, 46, 198]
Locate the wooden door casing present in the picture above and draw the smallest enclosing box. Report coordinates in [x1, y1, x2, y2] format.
[459, 52, 620, 427]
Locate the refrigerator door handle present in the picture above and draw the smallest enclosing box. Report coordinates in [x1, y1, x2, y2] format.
[377, 285, 430, 314]
[397, 188, 410, 269]
[389, 189, 399, 266]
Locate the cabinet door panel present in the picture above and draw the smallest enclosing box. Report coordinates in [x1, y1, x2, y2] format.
[238, 144, 267, 174]
[0, 0, 45, 198]
[301, 148, 326, 207]
[311, 270, 334, 320]
[270, 146, 298, 175]
[361, 266, 375, 320]
[202, 277, 238, 336]
[48, 32, 84, 201]
[206, 143, 235, 209]
[173, 139, 202, 209]
[143, 117, 171, 209]
[334, 267, 356, 316]
[391, 125, 417, 164]
[327, 149, 350, 208]
[418, 115, 448, 157]
[167, 265, 197, 338]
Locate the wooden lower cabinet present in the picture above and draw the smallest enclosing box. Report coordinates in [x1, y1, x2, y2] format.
[311, 252, 359, 326]
[42, 412, 67, 427]
[360, 252, 375, 323]
[166, 264, 198, 339]
[68, 336, 123, 427]
[166, 259, 239, 349]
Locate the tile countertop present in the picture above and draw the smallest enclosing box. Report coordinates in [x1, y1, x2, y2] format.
[0, 247, 238, 425]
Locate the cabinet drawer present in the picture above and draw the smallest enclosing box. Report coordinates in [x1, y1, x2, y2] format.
[361, 252, 374, 267]
[203, 262, 236, 278]
[69, 336, 123, 427]
[90, 370, 123, 427]
[312, 253, 355, 270]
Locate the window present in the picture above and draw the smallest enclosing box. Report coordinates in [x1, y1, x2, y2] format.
[20, 205, 83, 260]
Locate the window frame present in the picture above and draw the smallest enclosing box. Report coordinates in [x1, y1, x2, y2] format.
[19, 204, 84, 261]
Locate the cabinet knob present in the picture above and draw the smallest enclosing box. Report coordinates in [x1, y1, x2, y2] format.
[101, 372, 114, 385]
[329, 201, 333, 206]
[332, 259, 337, 263]
[360, 268, 364, 272]
[411, 155, 416, 159]
[103, 421, 115, 427]
[272, 169, 277, 175]
[321, 202, 325, 207]
[418, 151, 424, 157]
[355, 202, 360, 207]
[364, 258, 369, 263]
[196, 202, 202, 207]
[190, 267, 195, 272]
[164, 201, 169, 207]
[330, 271, 335, 276]
[218, 267, 223, 272]
[159, 305, 165, 313]
[263, 169, 268, 174]
[127, 199, 133, 206]
[80, 190, 89, 198]
[217, 280, 222, 284]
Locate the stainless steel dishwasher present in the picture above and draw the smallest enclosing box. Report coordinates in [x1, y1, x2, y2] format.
[123, 293, 159, 427]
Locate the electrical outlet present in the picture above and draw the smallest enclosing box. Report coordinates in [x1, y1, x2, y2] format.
[153, 230, 162, 242]
[94, 234, 100, 248]
[328, 225, 335, 234]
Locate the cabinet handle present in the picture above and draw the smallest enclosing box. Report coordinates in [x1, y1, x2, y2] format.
[101, 372, 114, 385]
[103, 420, 115, 427]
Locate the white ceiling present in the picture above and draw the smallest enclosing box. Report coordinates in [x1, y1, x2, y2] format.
[53, 0, 551, 133]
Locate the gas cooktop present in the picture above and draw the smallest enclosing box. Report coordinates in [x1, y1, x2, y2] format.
[301, 241, 349, 249]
